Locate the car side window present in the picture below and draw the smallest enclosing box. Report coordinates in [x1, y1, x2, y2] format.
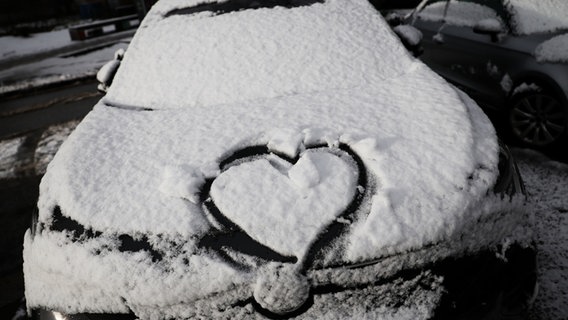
[419, 0, 503, 28]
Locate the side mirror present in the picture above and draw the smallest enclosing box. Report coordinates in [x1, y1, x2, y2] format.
[473, 18, 504, 42]
[96, 49, 125, 93]
[393, 24, 424, 57]
[385, 12, 405, 27]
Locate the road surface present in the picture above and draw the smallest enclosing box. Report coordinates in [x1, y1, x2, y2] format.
[0, 80, 99, 319]
[0, 80, 100, 139]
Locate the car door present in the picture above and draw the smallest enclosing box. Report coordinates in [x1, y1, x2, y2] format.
[414, 0, 513, 107]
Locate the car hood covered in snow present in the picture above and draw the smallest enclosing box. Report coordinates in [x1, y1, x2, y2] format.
[24, 0, 532, 318]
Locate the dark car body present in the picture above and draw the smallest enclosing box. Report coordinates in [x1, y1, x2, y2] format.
[396, 0, 568, 149]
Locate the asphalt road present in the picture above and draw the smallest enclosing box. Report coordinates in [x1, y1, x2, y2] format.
[0, 80, 100, 318]
[0, 80, 100, 139]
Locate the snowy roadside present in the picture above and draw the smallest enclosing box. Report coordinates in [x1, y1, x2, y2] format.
[0, 121, 79, 179]
[513, 149, 568, 320]
[0, 28, 132, 97]
[0, 122, 566, 319]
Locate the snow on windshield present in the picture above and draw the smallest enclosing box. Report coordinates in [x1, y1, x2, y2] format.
[105, 0, 413, 109]
[506, 0, 568, 35]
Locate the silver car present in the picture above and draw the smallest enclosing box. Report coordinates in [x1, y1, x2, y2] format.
[401, 0, 568, 149]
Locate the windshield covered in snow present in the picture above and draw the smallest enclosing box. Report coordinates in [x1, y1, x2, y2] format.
[105, 0, 414, 110]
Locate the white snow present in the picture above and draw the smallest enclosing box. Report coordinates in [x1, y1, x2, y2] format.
[0, 42, 129, 94]
[253, 263, 310, 314]
[0, 136, 26, 179]
[418, 0, 568, 35]
[393, 24, 423, 46]
[2, 122, 562, 319]
[211, 149, 358, 258]
[34, 121, 81, 175]
[506, 0, 568, 35]
[500, 73, 513, 93]
[419, 1, 502, 28]
[534, 33, 568, 64]
[23, 0, 532, 318]
[266, 128, 304, 159]
[159, 165, 206, 204]
[288, 153, 322, 189]
[486, 61, 500, 77]
[512, 83, 542, 96]
[475, 18, 503, 33]
[512, 149, 568, 320]
[96, 59, 120, 84]
[105, 0, 412, 109]
[0, 29, 71, 60]
[0, 121, 79, 179]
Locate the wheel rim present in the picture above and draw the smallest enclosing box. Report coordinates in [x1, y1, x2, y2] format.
[509, 93, 566, 146]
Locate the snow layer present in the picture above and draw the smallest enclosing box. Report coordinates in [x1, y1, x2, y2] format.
[393, 24, 423, 46]
[513, 149, 568, 320]
[0, 42, 129, 94]
[34, 62, 504, 249]
[535, 33, 568, 63]
[34, 121, 80, 175]
[26, 62, 524, 316]
[419, 0, 568, 36]
[419, 1, 501, 28]
[106, 0, 412, 109]
[0, 136, 26, 179]
[0, 121, 79, 179]
[24, 0, 529, 317]
[211, 150, 357, 258]
[506, 0, 568, 35]
[0, 29, 70, 60]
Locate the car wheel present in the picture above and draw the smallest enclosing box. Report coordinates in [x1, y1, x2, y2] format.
[508, 86, 567, 148]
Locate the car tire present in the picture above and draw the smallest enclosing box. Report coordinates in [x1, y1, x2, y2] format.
[507, 84, 568, 148]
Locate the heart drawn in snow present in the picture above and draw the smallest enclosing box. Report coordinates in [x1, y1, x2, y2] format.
[203, 144, 369, 264]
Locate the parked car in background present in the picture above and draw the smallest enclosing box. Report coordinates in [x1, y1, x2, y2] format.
[25, 0, 536, 319]
[389, 0, 568, 150]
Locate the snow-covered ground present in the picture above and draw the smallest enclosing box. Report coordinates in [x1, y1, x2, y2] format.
[0, 27, 131, 95]
[0, 41, 129, 94]
[512, 149, 568, 320]
[0, 29, 72, 61]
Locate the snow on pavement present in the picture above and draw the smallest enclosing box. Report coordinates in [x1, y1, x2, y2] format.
[0, 25, 132, 95]
[0, 29, 71, 61]
[0, 41, 129, 95]
[513, 149, 568, 320]
[0, 121, 80, 179]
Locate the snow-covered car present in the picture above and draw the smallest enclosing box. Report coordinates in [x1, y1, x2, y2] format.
[396, 0, 568, 149]
[24, 0, 536, 319]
